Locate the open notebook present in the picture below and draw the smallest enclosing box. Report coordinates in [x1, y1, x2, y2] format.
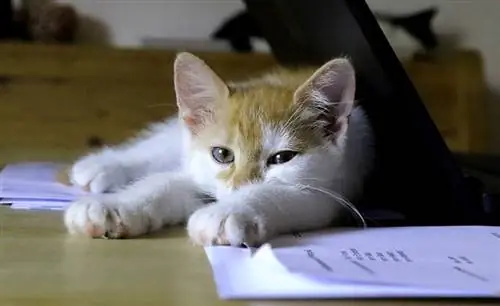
[0, 162, 85, 210]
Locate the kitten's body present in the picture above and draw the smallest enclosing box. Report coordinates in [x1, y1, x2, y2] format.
[64, 53, 374, 246]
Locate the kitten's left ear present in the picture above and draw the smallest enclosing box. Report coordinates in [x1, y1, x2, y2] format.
[174, 52, 229, 133]
[294, 58, 356, 143]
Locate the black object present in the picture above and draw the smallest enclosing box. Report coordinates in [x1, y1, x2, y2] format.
[0, 0, 14, 39]
[0, 0, 31, 41]
[455, 153, 500, 178]
[212, 7, 439, 55]
[376, 7, 439, 53]
[242, 0, 493, 226]
[212, 11, 262, 52]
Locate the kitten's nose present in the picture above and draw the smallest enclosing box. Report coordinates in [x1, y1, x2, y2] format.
[228, 185, 239, 191]
[230, 164, 262, 189]
[227, 181, 246, 191]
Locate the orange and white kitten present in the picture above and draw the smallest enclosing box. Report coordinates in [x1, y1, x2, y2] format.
[64, 52, 374, 246]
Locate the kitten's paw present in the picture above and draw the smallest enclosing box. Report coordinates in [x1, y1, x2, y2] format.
[70, 152, 129, 193]
[64, 196, 153, 239]
[187, 204, 267, 247]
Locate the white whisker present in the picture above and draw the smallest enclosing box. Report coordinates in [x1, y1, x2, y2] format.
[295, 183, 367, 228]
[282, 105, 304, 130]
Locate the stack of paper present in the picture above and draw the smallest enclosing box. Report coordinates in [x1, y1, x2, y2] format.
[205, 226, 500, 300]
[0, 162, 85, 210]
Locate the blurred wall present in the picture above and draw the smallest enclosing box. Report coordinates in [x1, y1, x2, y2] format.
[56, 0, 244, 45]
[53, 0, 500, 151]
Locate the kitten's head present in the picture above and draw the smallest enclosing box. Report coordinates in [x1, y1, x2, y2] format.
[174, 52, 356, 198]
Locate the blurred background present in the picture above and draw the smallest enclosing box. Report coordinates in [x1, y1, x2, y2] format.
[0, 0, 498, 162]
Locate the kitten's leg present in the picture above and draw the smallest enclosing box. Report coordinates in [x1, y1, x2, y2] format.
[187, 183, 339, 246]
[64, 171, 205, 238]
[71, 118, 183, 193]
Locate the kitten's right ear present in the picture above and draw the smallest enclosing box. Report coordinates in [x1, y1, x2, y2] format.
[294, 57, 356, 144]
[174, 52, 229, 133]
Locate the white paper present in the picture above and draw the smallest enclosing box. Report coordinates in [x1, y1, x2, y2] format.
[0, 162, 85, 210]
[9, 200, 70, 211]
[205, 226, 500, 300]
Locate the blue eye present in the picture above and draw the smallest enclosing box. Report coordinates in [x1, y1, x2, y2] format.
[267, 150, 298, 166]
[211, 147, 234, 164]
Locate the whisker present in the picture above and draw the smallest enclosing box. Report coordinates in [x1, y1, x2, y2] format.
[296, 177, 323, 183]
[282, 105, 304, 131]
[295, 183, 367, 228]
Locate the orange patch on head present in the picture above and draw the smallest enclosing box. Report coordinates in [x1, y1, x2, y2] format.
[207, 84, 317, 189]
[174, 52, 357, 190]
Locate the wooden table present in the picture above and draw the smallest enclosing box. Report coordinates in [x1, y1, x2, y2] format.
[0, 207, 497, 306]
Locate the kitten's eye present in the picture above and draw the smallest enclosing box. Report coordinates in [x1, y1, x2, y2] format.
[267, 150, 298, 166]
[211, 147, 235, 164]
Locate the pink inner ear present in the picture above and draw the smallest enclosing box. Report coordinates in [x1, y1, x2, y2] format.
[173, 53, 229, 135]
[293, 58, 356, 143]
[179, 107, 213, 135]
[182, 115, 197, 129]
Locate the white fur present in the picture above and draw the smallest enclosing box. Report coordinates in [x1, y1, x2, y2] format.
[64, 56, 374, 246]
[64, 106, 373, 245]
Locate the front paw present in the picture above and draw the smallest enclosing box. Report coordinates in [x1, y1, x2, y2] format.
[187, 204, 267, 247]
[70, 151, 129, 193]
[64, 196, 154, 239]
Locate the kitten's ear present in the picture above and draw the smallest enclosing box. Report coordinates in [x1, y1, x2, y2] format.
[294, 58, 356, 143]
[174, 52, 229, 133]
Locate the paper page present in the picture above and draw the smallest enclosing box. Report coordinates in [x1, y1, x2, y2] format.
[262, 226, 500, 293]
[205, 246, 489, 300]
[0, 162, 86, 201]
[0, 182, 83, 200]
[204, 226, 500, 299]
[0, 197, 70, 210]
[0, 162, 65, 181]
[9, 200, 69, 211]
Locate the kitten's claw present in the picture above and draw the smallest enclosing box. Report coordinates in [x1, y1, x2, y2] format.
[70, 152, 129, 193]
[187, 204, 267, 247]
[64, 196, 150, 239]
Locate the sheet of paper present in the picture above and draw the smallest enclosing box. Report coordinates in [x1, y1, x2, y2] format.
[0, 162, 85, 210]
[0, 162, 65, 181]
[0, 197, 70, 210]
[204, 226, 500, 299]
[265, 226, 500, 292]
[0, 162, 85, 196]
[9, 200, 70, 211]
[205, 246, 484, 300]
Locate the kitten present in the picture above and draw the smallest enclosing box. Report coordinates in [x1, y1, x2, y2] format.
[63, 52, 374, 246]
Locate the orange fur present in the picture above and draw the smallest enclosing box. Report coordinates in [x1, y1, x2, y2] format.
[192, 69, 324, 189]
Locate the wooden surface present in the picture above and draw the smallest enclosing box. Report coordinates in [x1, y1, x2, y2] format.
[0, 43, 277, 162]
[0, 207, 497, 306]
[0, 43, 489, 164]
[404, 50, 487, 153]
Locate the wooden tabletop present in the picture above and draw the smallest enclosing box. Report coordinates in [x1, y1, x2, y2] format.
[0, 207, 497, 306]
